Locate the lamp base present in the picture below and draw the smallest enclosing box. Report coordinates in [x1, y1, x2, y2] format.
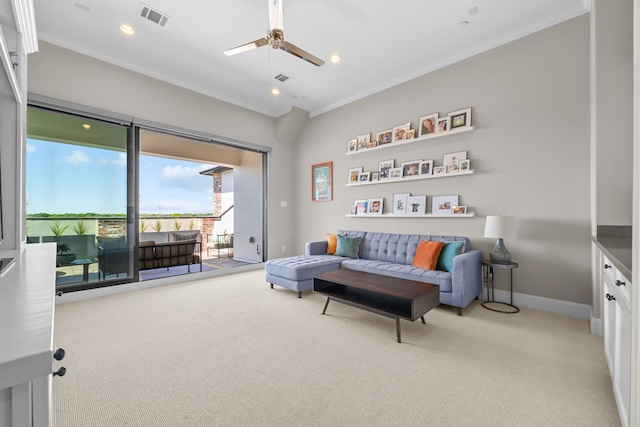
[489, 238, 512, 264]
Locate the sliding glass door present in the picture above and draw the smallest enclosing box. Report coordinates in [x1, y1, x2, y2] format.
[26, 106, 135, 290]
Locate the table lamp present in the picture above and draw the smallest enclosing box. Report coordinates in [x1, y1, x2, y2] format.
[484, 215, 516, 264]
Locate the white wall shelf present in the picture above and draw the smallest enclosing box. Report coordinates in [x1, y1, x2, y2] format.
[346, 169, 474, 187]
[345, 126, 474, 156]
[346, 212, 475, 218]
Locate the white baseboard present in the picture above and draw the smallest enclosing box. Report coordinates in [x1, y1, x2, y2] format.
[482, 287, 591, 320]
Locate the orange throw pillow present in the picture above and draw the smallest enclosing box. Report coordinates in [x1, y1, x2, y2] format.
[412, 240, 444, 270]
[327, 233, 337, 255]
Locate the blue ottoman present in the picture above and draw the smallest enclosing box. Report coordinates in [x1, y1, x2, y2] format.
[265, 255, 344, 298]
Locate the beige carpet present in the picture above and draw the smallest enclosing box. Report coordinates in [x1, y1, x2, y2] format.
[52, 270, 620, 426]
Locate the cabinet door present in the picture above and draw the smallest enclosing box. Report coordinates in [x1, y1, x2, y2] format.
[603, 275, 616, 374]
[614, 298, 631, 427]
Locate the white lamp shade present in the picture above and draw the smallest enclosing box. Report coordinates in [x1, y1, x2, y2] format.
[484, 215, 516, 239]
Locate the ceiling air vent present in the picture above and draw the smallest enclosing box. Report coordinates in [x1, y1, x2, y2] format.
[138, 3, 170, 27]
[274, 73, 294, 83]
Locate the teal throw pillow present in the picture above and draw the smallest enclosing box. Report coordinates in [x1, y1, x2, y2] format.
[436, 241, 465, 272]
[334, 235, 361, 259]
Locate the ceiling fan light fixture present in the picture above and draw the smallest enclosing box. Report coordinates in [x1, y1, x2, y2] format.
[119, 24, 136, 35]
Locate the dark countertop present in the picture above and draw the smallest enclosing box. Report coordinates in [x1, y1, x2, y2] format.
[592, 229, 632, 280]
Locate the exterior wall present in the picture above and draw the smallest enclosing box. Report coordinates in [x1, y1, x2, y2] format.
[294, 16, 591, 305]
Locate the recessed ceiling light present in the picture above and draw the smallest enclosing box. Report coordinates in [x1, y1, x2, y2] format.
[330, 54, 341, 63]
[271, 88, 281, 96]
[119, 24, 136, 35]
[82, 123, 91, 130]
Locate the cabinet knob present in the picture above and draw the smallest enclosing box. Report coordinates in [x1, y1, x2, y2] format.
[53, 348, 65, 361]
[603, 264, 611, 269]
[56, 291, 63, 297]
[53, 367, 66, 377]
[615, 280, 626, 287]
[606, 293, 616, 301]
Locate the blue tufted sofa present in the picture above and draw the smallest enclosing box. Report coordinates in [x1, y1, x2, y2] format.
[265, 230, 483, 315]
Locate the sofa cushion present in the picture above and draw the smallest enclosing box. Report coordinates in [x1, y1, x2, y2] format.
[327, 233, 337, 255]
[341, 259, 453, 292]
[140, 240, 155, 247]
[172, 232, 198, 241]
[266, 255, 345, 281]
[437, 241, 465, 272]
[412, 240, 443, 270]
[334, 235, 361, 258]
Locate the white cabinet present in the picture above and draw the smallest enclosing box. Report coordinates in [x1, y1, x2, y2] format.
[601, 253, 631, 427]
[0, 244, 57, 427]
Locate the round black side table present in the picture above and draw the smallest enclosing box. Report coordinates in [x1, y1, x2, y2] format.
[481, 260, 519, 313]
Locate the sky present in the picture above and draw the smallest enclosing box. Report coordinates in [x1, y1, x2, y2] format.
[26, 138, 216, 215]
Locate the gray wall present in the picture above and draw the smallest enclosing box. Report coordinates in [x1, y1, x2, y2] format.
[294, 15, 592, 305]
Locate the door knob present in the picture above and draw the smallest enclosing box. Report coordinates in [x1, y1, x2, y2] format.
[53, 367, 66, 377]
[53, 348, 65, 361]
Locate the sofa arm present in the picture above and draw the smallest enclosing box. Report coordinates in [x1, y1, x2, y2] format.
[450, 249, 483, 308]
[305, 240, 328, 255]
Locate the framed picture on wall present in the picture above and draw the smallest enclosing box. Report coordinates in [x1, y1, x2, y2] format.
[432, 195, 459, 215]
[393, 193, 410, 215]
[378, 159, 394, 179]
[406, 195, 427, 215]
[418, 113, 438, 137]
[419, 160, 434, 175]
[436, 116, 450, 134]
[448, 107, 472, 130]
[376, 129, 393, 145]
[442, 150, 468, 173]
[367, 198, 383, 215]
[311, 162, 332, 202]
[348, 167, 363, 183]
[392, 123, 411, 142]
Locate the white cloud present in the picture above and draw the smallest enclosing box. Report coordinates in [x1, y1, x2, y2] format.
[159, 165, 201, 180]
[26, 144, 36, 153]
[64, 150, 89, 164]
[112, 153, 127, 166]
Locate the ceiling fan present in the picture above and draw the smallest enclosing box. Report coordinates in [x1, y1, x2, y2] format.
[223, 0, 325, 67]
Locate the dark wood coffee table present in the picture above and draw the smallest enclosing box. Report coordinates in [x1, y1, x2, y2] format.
[314, 269, 440, 343]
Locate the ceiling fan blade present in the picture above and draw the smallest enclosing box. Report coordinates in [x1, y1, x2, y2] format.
[224, 37, 270, 56]
[281, 41, 325, 66]
[268, 0, 283, 30]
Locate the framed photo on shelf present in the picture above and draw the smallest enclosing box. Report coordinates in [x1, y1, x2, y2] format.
[356, 133, 370, 150]
[418, 113, 438, 137]
[458, 159, 471, 172]
[448, 107, 472, 130]
[406, 129, 416, 140]
[367, 198, 383, 215]
[436, 116, 450, 134]
[432, 195, 459, 215]
[433, 166, 446, 175]
[419, 160, 433, 176]
[392, 123, 411, 142]
[347, 138, 357, 153]
[406, 195, 427, 215]
[348, 167, 363, 183]
[370, 171, 379, 181]
[358, 172, 370, 182]
[349, 206, 356, 215]
[355, 200, 368, 215]
[401, 160, 421, 177]
[452, 206, 467, 215]
[311, 161, 332, 202]
[392, 193, 410, 215]
[442, 150, 468, 173]
[378, 159, 394, 179]
[376, 129, 393, 145]
[389, 167, 403, 179]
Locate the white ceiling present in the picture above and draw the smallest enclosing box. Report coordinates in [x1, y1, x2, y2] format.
[30, 0, 589, 118]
